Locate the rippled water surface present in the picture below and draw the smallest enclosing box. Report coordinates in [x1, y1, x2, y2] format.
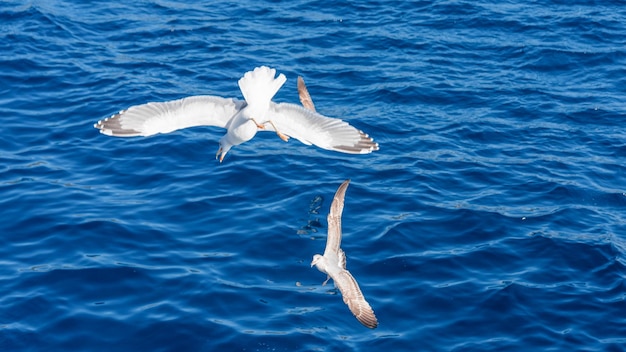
[1, 0, 625, 351]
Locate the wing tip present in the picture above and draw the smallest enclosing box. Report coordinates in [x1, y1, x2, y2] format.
[358, 312, 379, 329]
[359, 130, 380, 152]
[354, 299, 379, 329]
[98, 128, 113, 136]
[94, 110, 143, 137]
[334, 130, 380, 154]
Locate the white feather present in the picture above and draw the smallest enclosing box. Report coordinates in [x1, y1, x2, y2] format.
[237, 66, 286, 118]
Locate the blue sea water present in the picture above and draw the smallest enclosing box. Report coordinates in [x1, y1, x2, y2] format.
[1, 0, 625, 350]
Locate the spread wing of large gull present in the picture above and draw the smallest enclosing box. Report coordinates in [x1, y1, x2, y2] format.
[311, 180, 379, 329]
[266, 77, 378, 154]
[94, 95, 244, 137]
[265, 103, 378, 154]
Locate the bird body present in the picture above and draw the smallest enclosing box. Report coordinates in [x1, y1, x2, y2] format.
[218, 66, 286, 161]
[216, 110, 258, 161]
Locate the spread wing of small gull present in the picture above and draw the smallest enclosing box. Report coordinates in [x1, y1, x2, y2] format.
[311, 180, 378, 329]
[94, 66, 379, 161]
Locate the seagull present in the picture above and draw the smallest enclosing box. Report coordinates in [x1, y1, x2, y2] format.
[94, 66, 379, 162]
[311, 180, 378, 329]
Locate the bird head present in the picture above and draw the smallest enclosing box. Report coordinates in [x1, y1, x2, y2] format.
[216, 139, 233, 163]
[311, 254, 323, 267]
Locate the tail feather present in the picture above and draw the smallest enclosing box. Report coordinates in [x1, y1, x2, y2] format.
[238, 66, 286, 111]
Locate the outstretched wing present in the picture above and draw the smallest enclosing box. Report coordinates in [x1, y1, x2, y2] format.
[94, 95, 244, 137]
[297, 76, 316, 112]
[331, 269, 378, 329]
[325, 180, 350, 258]
[266, 103, 379, 154]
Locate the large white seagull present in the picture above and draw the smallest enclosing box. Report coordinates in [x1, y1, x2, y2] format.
[94, 66, 379, 162]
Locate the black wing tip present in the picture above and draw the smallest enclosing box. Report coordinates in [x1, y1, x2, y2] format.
[335, 131, 380, 154]
[358, 130, 380, 151]
[94, 111, 141, 137]
[355, 308, 379, 329]
[359, 317, 378, 329]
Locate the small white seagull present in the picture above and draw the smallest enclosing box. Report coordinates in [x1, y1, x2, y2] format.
[311, 180, 378, 329]
[94, 66, 379, 162]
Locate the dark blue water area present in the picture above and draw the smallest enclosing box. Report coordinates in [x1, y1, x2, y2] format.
[1, 0, 626, 351]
